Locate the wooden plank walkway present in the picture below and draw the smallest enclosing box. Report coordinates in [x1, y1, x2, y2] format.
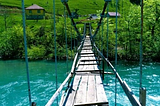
[63, 36, 108, 106]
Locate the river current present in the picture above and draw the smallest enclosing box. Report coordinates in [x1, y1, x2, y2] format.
[0, 60, 159, 106]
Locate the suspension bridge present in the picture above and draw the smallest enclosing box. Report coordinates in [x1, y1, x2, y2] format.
[21, 0, 146, 106]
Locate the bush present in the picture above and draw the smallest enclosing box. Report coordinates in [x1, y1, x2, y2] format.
[27, 45, 46, 60]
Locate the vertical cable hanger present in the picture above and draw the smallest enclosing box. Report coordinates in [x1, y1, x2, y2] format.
[21, 0, 32, 105]
[71, 26, 73, 59]
[140, 0, 143, 90]
[64, 6, 68, 72]
[53, 0, 58, 105]
[115, 0, 118, 105]
[74, 32, 76, 53]
[98, 24, 101, 52]
[106, 2, 109, 85]
[140, 0, 146, 105]
[101, 21, 104, 54]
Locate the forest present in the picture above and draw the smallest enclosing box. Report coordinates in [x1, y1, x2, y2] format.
[0, 0, 160, 61]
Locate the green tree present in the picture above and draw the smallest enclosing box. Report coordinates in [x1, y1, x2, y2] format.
[143, 0, 160, 60]
[0, 25, 24, 59]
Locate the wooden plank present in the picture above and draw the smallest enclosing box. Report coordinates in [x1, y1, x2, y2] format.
[75, 72, 100, 75]
[80, 55, 94, 57]
[75, 76, 88, 104]
[80, 59, 101, 61]
[76, 70, 101, 73]
[80, 52, 94, 55]
[95, 75, 108, 104]
[78, 63, 99, 65]
[64, 75, 81, 106]
[82, 48, 92, 50]
[59, 91, 65, 106]
[82, 45, 92, 47]
[76, 65, 102, 72]
[74, 101, 109, 106]
[86, 75, 96, 103]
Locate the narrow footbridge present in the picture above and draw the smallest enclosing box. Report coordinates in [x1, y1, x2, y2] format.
[46, 24, 141, 106]
[44, 0, 146, 105]
[62, 36, 108, 106]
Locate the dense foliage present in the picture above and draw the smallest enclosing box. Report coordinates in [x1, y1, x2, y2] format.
[0, 0, 160, 61]
[94, 0, 160, 61]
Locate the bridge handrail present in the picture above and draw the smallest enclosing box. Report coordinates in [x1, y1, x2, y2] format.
[92, 42, 141, 106]
[45, 52, 79, 106]
[45, 34, 86, 106]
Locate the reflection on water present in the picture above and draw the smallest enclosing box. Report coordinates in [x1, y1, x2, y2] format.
[0, 60, 160, 105]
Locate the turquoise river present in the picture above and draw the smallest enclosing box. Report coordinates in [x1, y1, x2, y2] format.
[0, 60, 160, 106]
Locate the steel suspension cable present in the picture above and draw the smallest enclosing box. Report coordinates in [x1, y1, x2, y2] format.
[115, 0, 118, 105]
[107, 3, 109, 61]
[101, 22, 104, 53]
[74, 33, 76, 53]
[99, 26, 101, 50]
[64, 6, 68, 72]
[61, 1, 81, 38]
[140, 1, 146, 105]
[53, 0, 58, 105]
[140, 0, 143, 90]
[71, 26, 73, 59]
[21, 0, 32, 105]
[92, 1, 109, 38]
[106, 3, 109, 85]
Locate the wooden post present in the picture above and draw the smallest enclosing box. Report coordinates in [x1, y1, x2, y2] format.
[32, 102, 36, 106]
[139, 88, 146, 106]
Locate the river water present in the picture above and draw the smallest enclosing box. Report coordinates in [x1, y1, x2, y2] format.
[0, 60, 159, 106]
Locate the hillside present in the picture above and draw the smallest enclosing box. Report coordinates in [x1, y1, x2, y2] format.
[1, 0, 160, 61]
[0, 0, 104, 14]
[0, 0, 130, 15]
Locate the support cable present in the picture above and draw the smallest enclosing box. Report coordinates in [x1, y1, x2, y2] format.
[71, 26, 73, 59]
[106, 3, 109, 85]
[101, 21, 105, 80]
[92, 1, 109, 38]
[140, 0, 143, 90]
[140, 0, 146, 106]
[53, 0, 58, 105]
[107, 4, 109, 60]
[99, 26, 101, 51]
[64, 6, 69, 73]
[74, 33, 76, 53]
[61, 1, 81, 39]
[101, 22, 104, 53]
[21, 0, 32, 105]
[115, 0, 118, 105]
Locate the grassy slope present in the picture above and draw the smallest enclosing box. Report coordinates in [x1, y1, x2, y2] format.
[0, 0, 132, 35]
[0, 0, 112, 31]
[0, 0, 108, 14]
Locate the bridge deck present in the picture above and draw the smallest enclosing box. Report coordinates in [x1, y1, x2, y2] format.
[63, 36, 108, 106]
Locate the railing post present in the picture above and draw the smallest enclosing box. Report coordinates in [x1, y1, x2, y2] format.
[139, 88, 146, 106]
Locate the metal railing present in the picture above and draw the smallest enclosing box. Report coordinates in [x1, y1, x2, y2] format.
[92, 42, 141, 106]
[45, 35, 85, 106]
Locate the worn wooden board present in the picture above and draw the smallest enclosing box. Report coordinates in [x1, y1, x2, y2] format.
[74, 75, 108, 106]
[75, 75, 88, 104]
[63, 75, 81, 106]
[86, 75, 96, 103]
[63, 35, 108, 106]
[96, 75, 108, 104]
